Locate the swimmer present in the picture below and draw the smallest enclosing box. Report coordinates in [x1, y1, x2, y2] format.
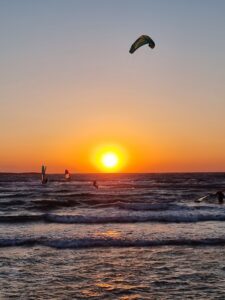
[93, 180, 99, 189]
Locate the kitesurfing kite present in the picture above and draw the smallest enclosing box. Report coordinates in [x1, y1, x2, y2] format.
[129, 35, 155, 54]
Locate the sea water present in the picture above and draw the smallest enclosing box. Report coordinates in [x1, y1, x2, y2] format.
[0, 173, 225, 299]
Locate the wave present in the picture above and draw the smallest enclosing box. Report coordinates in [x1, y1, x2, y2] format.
[0, 192, 34, 199]
[114, 202, 175, 211]
[44, 212, 225, 224]
[0, 237, 225, 249]
[1, 208, 225, 224]
[0, 215, 42, 223]
[0, 200, 26, 207]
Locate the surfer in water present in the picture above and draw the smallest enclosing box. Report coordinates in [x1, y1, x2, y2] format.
[41, 165, 48, 184]
[196, 191, 224, 204]
[65, 169, 71, 181]
[215, 191, 224, 204]
[93, 180, 99, 189]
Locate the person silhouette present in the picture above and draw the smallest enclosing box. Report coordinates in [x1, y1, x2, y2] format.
[215, 191, 224, 204]
[41, 165, 48, 184]
[93, 180, 99, 189]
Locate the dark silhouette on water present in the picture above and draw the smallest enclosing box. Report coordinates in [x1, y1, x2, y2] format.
[65, 169, 71, 181]
[93, 180, 99, 189]
[196, 191, 224, 204]
[41, 165, 48, 184]
[129, 35, 155, 54]
[216, 191, 224, 204]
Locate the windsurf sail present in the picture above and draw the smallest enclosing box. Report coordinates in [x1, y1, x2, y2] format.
[42, 165, 46, 175]
[65, 169, 71, 180]
[41, 165, 48, 184]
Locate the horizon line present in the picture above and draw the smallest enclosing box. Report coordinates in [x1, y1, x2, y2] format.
[0, 171, 225, 175]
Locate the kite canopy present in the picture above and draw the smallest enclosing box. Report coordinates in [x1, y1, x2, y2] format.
[129, 35, 155, 54]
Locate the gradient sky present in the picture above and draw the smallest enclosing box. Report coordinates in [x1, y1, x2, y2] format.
[1, 0, 225, 172]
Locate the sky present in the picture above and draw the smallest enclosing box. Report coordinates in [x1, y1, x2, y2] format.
[1, 0, 225, 173]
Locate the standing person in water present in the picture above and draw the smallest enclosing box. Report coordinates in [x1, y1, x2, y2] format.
[65, 169, 71, 181]
[41, 165, 48, 184]
[93, 180, 99, 189]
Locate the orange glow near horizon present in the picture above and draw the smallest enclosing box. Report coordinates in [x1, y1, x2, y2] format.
[1, 2, 225, 173]
[91, 143, 128, 173]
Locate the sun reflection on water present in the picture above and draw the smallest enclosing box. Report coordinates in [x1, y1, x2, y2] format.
[97, 230, 121, 239]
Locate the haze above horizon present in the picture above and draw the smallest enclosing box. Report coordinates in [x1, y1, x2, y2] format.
[1, 0, 225, 173]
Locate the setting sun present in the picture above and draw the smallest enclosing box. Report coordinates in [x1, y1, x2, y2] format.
[91, 143, 128, 172]
[101, 152, 118, 169]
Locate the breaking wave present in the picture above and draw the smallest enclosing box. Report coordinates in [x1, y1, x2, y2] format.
[0, 237, 225, 249]
[0, 206, 225, 224]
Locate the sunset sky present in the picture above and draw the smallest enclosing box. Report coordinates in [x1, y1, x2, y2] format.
[1, 0, 225, 173]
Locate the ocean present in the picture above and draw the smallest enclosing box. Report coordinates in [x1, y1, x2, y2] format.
[0, 173, 225, 299]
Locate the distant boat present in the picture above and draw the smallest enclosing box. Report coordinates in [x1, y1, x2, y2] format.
[65, 169, 71, 181]
[41, 165, 48, 184]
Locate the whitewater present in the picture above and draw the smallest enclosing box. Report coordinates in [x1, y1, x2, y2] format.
[0, 173, 225, 299]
